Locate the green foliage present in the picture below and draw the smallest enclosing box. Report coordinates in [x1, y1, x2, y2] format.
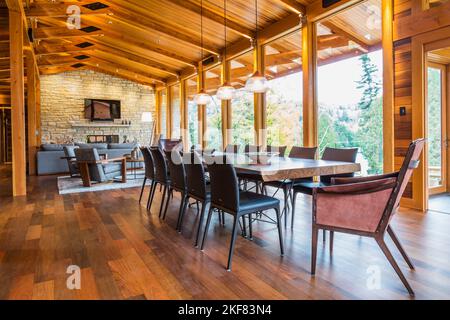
[427, 67, 442, 168]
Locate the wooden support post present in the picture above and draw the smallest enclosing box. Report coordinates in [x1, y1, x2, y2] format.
[382, 0, 395, 173]
[9, 8, 27, 196]
[302, 18, 318, 148]
[180, 79, 189, 151]
[36, 74, 41, 146]
[155, 90, 162, 135]
[166, 86, 172, 139]
[26, 51, 37, 176]
[220, 59, 232, 150]
[253, 43, 266, 147]
[197, 62, 207, 148]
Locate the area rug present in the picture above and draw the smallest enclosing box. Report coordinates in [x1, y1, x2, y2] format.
[57, 171, 150, 195]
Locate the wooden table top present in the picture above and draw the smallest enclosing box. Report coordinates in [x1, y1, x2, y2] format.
[210, 153, 361, 182]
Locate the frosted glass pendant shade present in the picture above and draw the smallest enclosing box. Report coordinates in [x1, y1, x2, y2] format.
[245, 71, 269, 93]
[216, 83, 236, 100]
[193, 89, 212, 105]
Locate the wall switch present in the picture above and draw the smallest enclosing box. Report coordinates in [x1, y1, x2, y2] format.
[399, 106, 406, 116]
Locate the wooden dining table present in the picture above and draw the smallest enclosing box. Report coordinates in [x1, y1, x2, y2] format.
[210, 153, 361, 183]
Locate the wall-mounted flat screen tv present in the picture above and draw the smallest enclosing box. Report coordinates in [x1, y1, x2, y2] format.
[84, 99, 121, 121]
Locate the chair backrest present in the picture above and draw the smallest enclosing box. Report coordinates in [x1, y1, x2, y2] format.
[320, 147, 358, 183]
[380, 138, 425, 229]
[150, 147, 170, 183]
[140, 146, 154, 179]
[224, 144, 240, 153]
[159, 138, 182, 152]
[185, 152, 208, 200]
[244, 144, 261, 153]
[289, 146, 317, 159]
[63, 145, 79, 158]
[266, 145, 287, 157]
[164, 150, 186, 191]
[75, 148, 106, 182]
[207, 155, 239, 213]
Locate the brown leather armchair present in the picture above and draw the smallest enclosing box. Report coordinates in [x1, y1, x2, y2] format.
[311, 138, 425, 296]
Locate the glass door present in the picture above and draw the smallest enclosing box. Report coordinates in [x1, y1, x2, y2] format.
[427, 63, 447, 194]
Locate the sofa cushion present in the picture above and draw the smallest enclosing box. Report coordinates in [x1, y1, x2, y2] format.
[76, 143, 108, 150]
[108, 143, 137, 149]
[41, 144, 65, 151]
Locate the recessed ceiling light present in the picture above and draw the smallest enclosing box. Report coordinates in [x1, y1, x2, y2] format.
[364, 33, 372, 40]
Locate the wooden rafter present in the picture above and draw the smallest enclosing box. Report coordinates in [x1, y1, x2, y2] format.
[166, 0, 254, 39]
[275, 0, 306, 15]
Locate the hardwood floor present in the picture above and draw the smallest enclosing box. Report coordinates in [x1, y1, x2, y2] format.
[0, 175, 449, 300]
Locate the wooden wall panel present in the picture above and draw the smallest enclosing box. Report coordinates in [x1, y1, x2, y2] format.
[393, 0, 413, 199]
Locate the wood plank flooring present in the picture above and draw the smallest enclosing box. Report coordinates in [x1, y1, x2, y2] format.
[0, 175, 449, 300]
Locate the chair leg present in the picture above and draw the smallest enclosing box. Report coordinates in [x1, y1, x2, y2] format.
[159, 185, 167, 218]
[226, 216, 239, 271]
[200, 207, 214, 250]
[387, 225, 415, 270]
[194, 201, 207, 247]
[248, 213, 253, 240]
[162, 187, 171, 220]
[222, 211, 225, 226]
[147, 181, 157, 211]
[283, 187, 288, 228]
[275, 207, 284, 256]
[139, 177, 147, 203]
[311, 226, 319, 275]
[375, 237, 415, 296]
[330, 230, 334, 253]
[291, 191, 298, 229]
[323, 230, 326, 242]
[241, 215, 247, 238]
[176, 193, 187, 232]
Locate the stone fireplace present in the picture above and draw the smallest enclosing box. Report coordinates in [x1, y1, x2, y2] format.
[39, 70, 155, 145]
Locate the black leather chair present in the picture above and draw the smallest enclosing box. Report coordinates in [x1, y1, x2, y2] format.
[201, 155, 284, 271]
[164, 149, 188, 226]
[224, 144, 240, 153]
[150, 147, 171, 218]
[266, 145, 287, 157]
[183, 152, 211, 246]
[263, 146, 318, 228]
[244, 144, 261, 153]
[139, 147, 156, 211]
[291, 147, 358, 229]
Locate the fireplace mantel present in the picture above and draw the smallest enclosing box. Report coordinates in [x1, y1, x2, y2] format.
[71, 122, 131, 128]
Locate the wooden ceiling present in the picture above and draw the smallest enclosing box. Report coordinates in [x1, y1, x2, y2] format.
[0, 0, 383, 92]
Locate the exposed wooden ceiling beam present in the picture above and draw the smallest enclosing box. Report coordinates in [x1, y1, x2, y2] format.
[166, 0, 254, 39]
[321, 21, 369, 53]
[26, 2, 113, 17]
[275, 0, 306, 15]
[33, 26, 104, 40]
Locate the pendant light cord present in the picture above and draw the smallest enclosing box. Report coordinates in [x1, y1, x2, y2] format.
[224, 0, 227, 61]
[201, 0, 204, 63]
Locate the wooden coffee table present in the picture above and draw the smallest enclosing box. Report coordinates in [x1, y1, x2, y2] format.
[126, 157, 144, 180]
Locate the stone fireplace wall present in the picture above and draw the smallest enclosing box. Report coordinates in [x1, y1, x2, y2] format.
[40, 70, 155, 145]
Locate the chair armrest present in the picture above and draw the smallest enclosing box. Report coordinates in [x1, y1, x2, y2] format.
[331, 172, 399, 185]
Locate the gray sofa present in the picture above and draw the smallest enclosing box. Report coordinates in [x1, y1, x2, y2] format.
[37, 143, 141, 175]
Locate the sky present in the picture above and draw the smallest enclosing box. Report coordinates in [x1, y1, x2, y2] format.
[268, 50, 383, 107]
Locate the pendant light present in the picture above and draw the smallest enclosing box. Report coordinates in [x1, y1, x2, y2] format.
[217, 0, 236, 100]
[193, 0, 212, 105]
[245, 0, 269, 93]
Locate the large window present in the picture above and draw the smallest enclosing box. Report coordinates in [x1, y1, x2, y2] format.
[230, 51, 255, 146]
[316, 0, 383, 174]
[204, 65, 222, 150]
[171, 84, 181, 139]
[160, 89, 167, 137]
[186, 77, 199, 148]
[264, 30, 303, 151]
